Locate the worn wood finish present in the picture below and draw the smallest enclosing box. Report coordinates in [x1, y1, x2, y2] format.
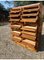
[10, 25, 21, 29]
[9, 10, 20, 13]
[22, 8, 39, 12]
[22, 12, 39, 17]
[11, 31, 21, 36]
[21, 33, 36, 40]
[12, 36, 22, 42]
[15, 41, 36, 51]
[21, 31, 36, 36]
[21, 26, 37, 32]
[9, 13, 20, 17]
[10, 3, 40, 10]
[9, 19, 20, 22]
[9, 3, 42, 51]
[20, 16, 38, 23]
[22, 39, 36, 46]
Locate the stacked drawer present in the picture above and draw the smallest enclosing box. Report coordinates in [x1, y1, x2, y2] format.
[9, 7, 22, 42]
[9, 3, 42, 51]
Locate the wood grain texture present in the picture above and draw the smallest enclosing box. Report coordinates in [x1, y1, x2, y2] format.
[21, 33, 36, 40]
[9, 10, 20, 13]
[15, 41, 36, 51]
[21, 31, 36, 36]
[9, 13, 20, 17]
[11, 31, 21, 36]
[9, 19, 20, 21]
[22, 12, 39, 17]
[21, 26, 37, 32]
[10, 25, 21, 28]
[9, 3, 41, 51]
[22, 39, 36, 46]
[20, 16, 38, 23]
[22, 8, 39, 12]
[12, 36, 22, 42]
